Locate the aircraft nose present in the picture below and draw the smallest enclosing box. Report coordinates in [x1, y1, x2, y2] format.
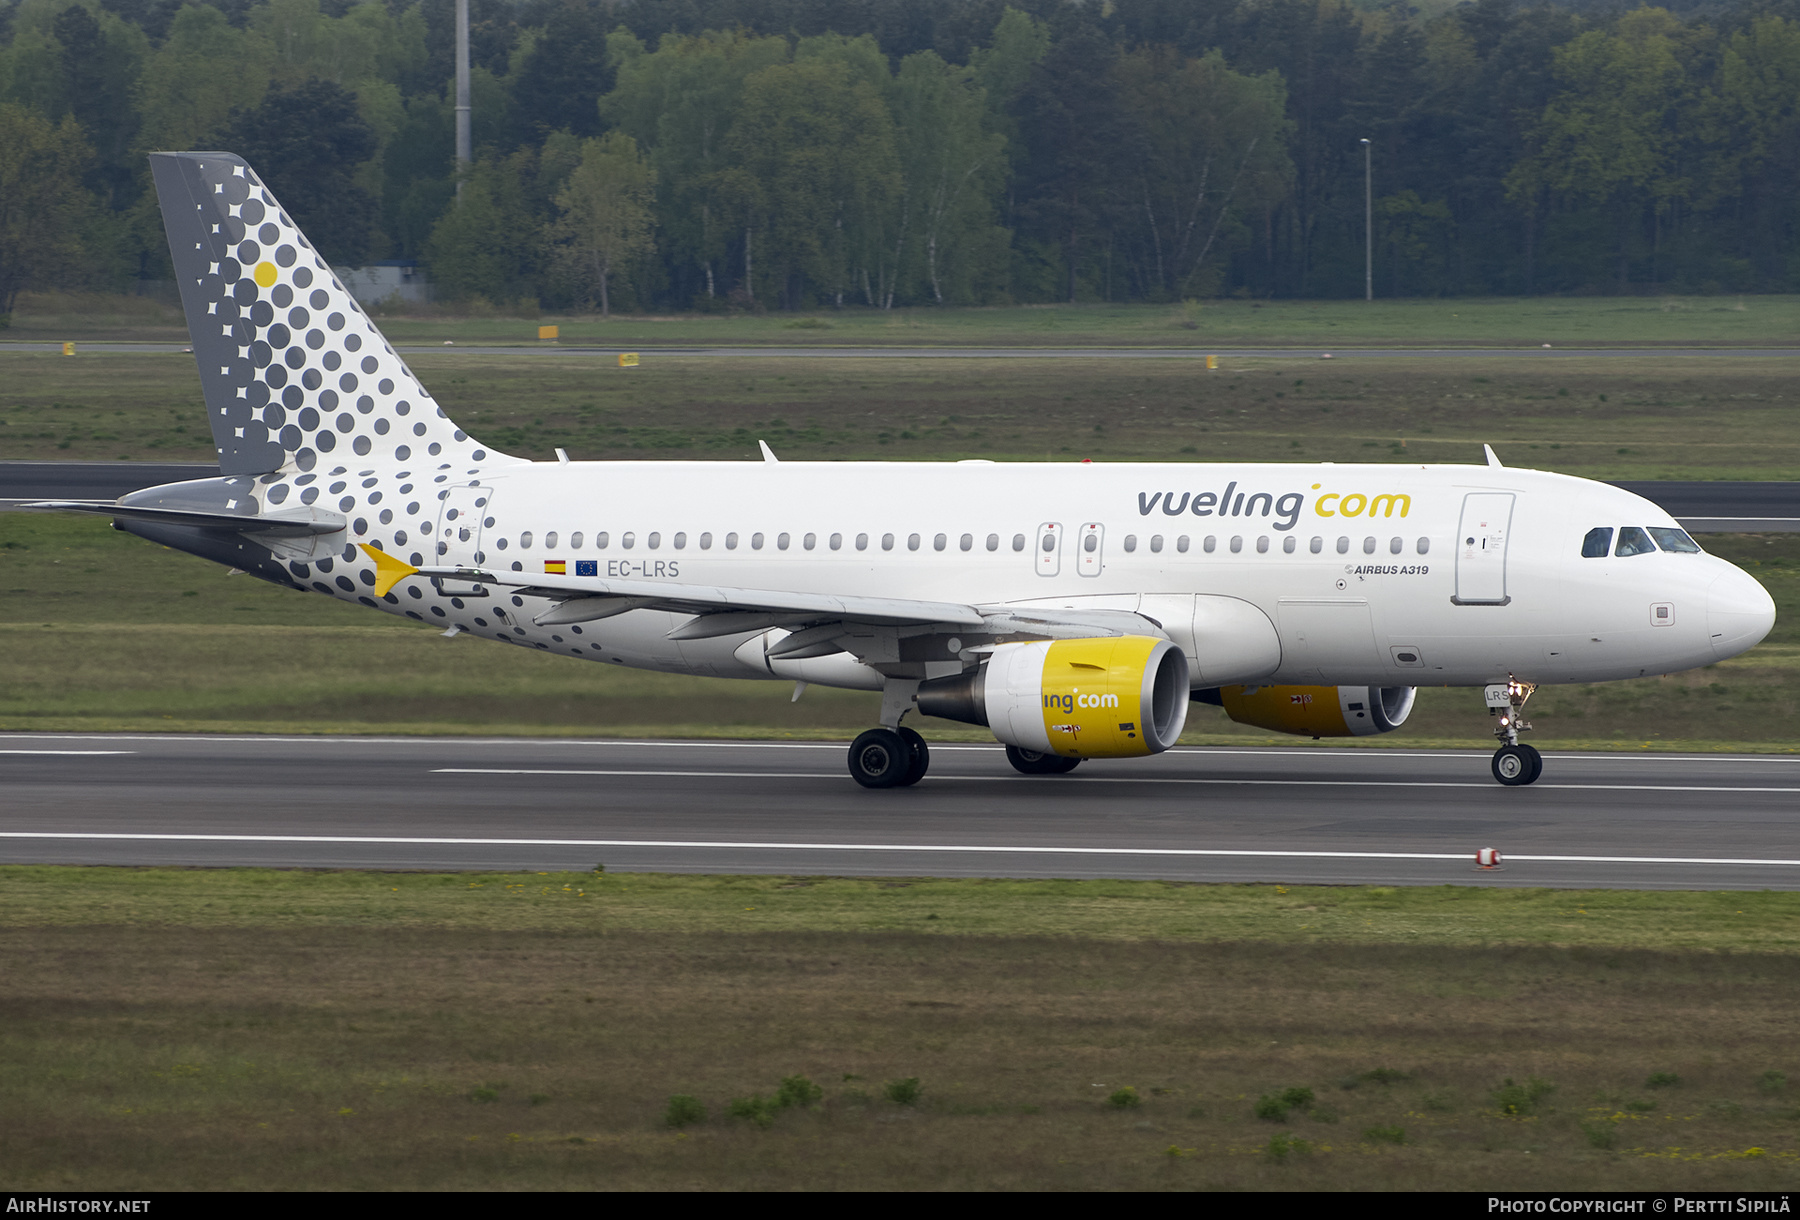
[1707, 563, 1776, 660]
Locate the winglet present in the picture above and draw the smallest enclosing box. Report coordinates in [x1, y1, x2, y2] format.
[360, 544, 419, 598]
[759, 439, 779, 463]
[1483, 444, 1503, 468]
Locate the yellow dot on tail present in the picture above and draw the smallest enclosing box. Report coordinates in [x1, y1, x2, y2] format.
[254, 261, 277, 288]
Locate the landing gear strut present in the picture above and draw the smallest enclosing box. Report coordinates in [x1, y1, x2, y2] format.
[849, 681, 932, 789]
[1486, 677, 1541, 786]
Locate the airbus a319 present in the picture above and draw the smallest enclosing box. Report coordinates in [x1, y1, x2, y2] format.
[5, 152, 1777, 788]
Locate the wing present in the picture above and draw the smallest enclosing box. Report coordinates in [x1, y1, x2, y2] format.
[361, 547, 1164, 657]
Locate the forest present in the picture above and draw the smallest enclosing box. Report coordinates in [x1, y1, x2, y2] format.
[3, 0, 1800, 316]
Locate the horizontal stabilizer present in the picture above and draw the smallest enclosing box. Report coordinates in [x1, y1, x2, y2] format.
[0, 499, 344, 535]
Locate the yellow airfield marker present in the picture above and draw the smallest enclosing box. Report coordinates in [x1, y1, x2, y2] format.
[538, 325, 559, 341]
[618, 352, 640, 367]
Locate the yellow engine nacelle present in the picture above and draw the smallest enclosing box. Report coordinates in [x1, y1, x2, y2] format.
[1205, 684, 1416, 737]
[917, 635, 1190, 758]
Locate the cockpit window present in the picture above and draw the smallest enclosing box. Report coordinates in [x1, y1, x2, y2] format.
[1648, 527, 1702, 553]
[1615, 526, 1657, 557]
[1581, 527, 1613, 558]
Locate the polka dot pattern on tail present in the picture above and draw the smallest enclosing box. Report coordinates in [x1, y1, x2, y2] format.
[149, 152, 504, 478]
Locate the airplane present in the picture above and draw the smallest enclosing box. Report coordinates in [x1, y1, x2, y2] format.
[3, 152, 1778, 788]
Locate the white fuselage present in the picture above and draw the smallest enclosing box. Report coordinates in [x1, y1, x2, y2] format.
[275, 456, 1775, 692]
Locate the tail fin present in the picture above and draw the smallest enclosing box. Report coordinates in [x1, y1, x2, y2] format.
[149, 151, 502, 476]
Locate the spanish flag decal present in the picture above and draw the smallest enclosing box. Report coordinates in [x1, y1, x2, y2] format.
[545, 560, 566, 574]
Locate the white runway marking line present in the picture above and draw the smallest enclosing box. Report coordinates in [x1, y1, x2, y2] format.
[0, 750, 135, 755]
[427, 767, 1800, 794]
[3, 831, 1800, 869]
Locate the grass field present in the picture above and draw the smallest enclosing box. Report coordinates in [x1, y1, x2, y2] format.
[6, 868, 1800, 1190]
[10, 289, 1800, 347]
[5, 349, 1800, 480]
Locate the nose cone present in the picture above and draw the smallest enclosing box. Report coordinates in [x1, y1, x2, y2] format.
[1708, 563, 1776, 660]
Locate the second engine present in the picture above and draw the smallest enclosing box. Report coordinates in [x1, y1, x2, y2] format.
[1196, 683, 1417, 737]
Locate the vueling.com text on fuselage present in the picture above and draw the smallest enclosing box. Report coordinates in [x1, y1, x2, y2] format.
[1135, 482, 1412, 533]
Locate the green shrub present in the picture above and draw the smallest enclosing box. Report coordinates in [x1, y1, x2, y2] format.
[1492, 1077, 1556, 1116]
[1364, 1124, 1406, 1144]
[1759, 1071, 1788, 1095]
[728, 1095, 775, 1127]
[1266, 1132, 1311, 1161]
[1647, 1072, 1681, 1089]
[468, 1086, 499, 1104]
[664, 1094, 706, 1128]
[776, 1075, 823, 1109]
[884, 1077, 922, 1105]
[1107, 1086, 1141, 1109]
[1582, 1119, 1618, 1149]
[1254, 1093, 1290, 1122]
[1280, 1086, 1315, 1109]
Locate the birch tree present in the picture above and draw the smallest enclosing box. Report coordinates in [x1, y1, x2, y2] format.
[1114, 46, 1293, 299]
[552, 131, 656, 316]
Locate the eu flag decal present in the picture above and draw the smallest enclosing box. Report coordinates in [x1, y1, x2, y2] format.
[575, 560, 598, 577]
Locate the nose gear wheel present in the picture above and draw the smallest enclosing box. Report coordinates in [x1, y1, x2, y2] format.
[1492, 743, 1542, 786]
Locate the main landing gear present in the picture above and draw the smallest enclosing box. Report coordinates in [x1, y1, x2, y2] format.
[1486, 677, 1541, 786]
[848, 726, 929, 789]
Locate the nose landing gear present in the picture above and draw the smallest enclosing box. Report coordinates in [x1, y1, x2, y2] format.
[1486, 678, 1541, 786]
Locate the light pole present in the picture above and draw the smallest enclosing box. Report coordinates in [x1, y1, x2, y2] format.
[455, 0, 471, 201]
[1361, 138, 1372, 301]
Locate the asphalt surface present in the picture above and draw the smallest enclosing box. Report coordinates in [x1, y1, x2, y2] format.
[11, 342, 1800, 360]
[4, 462, 1797, 531]
[4, 735, 1800, 889]
[0, 461, 219, 500]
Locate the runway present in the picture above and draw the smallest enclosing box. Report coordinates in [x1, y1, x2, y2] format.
[6, 734, 1800, 890]
[5, 463, 1797, 531]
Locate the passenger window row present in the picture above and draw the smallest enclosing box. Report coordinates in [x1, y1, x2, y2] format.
[1581, 526, 1702, 558]
[490, 531, 1038, 553]
[474, 528, 1432, 558]
[1123, 534, 1429, 556]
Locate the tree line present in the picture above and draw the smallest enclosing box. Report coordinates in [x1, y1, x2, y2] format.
[4, 0, 1800, 317]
